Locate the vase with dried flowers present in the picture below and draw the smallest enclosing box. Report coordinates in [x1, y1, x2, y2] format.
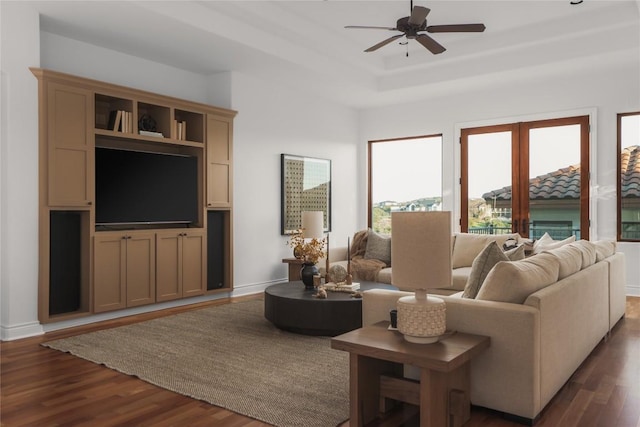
[287, 230, 326, 289]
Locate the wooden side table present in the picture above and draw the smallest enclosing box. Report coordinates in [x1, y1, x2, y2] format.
[331, 321, 490, 427]
[282, 257, 304, 281]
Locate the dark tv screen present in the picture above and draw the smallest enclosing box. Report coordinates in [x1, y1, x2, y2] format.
[95, 147, 198, 226]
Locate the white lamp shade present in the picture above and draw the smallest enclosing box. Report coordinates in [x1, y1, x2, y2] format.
[301, 211, 324, 239]
[391, 211, 452, 291]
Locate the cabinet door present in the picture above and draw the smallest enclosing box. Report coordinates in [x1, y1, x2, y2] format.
[206, 115, 232, 208]
[182, 231, 206, 297]
[94, 234, 126, 313]
[156, 232, 182, 302]
[47, 82, 93, 206]
[126, 233, 156, 307]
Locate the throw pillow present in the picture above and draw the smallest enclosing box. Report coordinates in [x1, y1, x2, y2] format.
[532, 233, 576, 254]
[452, 233, 491, 268]
[594, 240, 616, 262]
[504, 244, 525, 260]
[570, 240, 597, 268]
[462, 241, 508, 299]
[476, 252, 560, 304]
[544, 244, 583, 279]
[364, 229, 391, 266]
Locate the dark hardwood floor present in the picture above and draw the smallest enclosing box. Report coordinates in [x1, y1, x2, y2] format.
[1, 296, 638, 427]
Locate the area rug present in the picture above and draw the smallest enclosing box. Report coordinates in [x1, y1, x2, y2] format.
[42, 300, 349, 427]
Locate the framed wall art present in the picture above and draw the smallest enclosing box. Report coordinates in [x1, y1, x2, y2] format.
[281, 154, 331, 235]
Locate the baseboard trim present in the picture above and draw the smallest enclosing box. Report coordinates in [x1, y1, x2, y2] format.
[1, 321, 44, 341]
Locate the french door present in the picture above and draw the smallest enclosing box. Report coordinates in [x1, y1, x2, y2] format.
[461, 116, 590, 240]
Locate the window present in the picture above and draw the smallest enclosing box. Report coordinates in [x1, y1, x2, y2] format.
[368, 135, 443, 234]
[461, 116, 590, 240]
[618, 112, 640, 241]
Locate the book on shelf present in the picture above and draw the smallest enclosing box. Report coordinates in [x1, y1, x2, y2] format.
[139, 130, 164, 138]
[173, 119, 187, 140]
[108, 110, 122, 132]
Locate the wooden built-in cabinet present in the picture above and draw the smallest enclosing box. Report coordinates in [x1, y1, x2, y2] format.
[94, 232, 156, 313]
[206, 114, 233, 208]
[33, 68, 236, 323]
[156, 230, 206, 302]
[47, 82, 94, 206]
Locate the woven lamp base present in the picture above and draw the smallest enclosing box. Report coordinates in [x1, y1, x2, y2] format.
[397, 289, 446, 344]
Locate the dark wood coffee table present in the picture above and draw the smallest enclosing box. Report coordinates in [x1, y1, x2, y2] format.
[264, 281, 397, 336]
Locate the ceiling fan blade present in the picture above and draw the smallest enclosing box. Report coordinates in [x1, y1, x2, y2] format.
[345, 25, 398, 30]
[416, 34, 446, 54]
[364, 34, 404, 52]
[408, 6, 430, 26]
[427, 23, 486, 33]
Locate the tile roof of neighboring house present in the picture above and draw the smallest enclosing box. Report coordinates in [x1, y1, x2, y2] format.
[482, 145, 640, 201]
[621, 145, 640, 198]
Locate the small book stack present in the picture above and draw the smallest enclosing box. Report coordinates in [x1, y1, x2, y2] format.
[172, 119, 187, 141]
[107, 110, 133, 133]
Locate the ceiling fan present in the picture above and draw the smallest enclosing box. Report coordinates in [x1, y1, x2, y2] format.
[345, 1, 485, 54]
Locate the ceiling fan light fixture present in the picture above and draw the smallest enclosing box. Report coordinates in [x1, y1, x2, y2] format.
[345, 1, 485, 55]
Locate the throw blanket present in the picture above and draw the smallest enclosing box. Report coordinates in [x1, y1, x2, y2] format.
[349, 229, 386, 281]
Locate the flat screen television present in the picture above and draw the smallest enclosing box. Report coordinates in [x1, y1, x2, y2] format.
[95, 147, 199, 226]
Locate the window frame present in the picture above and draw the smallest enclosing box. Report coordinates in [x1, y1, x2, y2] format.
[367, 134, 443, 231]
[617, 111, 640, 242]
[460, 115, 590, 240]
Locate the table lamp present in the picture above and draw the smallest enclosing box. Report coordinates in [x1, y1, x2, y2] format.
[391, 211, 452, 343]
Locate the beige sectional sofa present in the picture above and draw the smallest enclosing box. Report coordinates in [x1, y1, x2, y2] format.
[356, 234, 626, 423]
[325, 230, 522, 294]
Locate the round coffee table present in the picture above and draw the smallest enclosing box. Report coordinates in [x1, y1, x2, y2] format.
[264, 281, 397, 336]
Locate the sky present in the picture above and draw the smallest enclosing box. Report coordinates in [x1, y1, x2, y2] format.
[370, 118, 637, 203]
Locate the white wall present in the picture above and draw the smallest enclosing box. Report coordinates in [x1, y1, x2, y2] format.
[0, 2, 42, 339]
[359, 55, 640, 294]
[229, 72, 359, 294]
[0, 7, 360, 339]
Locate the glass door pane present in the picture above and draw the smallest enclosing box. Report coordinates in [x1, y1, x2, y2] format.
[466, 131, 513, 235]
[369, 136, 442, 234]
[620, 114, 640, 240]
[527, 124, 582, 240]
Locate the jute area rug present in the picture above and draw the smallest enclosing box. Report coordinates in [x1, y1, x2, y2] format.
[43, 299, 349, 427]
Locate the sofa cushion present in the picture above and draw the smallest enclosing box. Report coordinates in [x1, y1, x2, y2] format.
[570, 240, 597, 268]
[476, 253, 560, 303]
[462, 241, 509, 299]
[364, 229, 391, 266]
[532, 233, 576, 254]
[544, 244, 583, 279]
[594, 240, 616, 262]
[377, 267, 392, 284]
[452, 267, 472, 291]
[452, 233, 520, 268]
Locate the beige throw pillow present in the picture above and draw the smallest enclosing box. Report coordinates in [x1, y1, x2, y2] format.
[452, 233, 520, 268]
[594, 240, 616, 262]
[532, 233, 576, 254]
[504, 244, 525, 260]
[476, 252, 560, 304]
[462, 241, 508, 299]
[364, 229, 391, 266]
[544, 244, 583, 279]
[570, 240, 597, 268]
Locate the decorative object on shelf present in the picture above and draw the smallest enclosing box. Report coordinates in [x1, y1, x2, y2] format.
[391, 211, 452, 344]
[345, 236, 353, 285]
[314, 286, 328, 299]
[301, 263, 320, 290]
[281, 154, 331, 235]
[287, 211, 326, 289]
[328, 264, 348, 284]
[138, 114, 157, 132]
